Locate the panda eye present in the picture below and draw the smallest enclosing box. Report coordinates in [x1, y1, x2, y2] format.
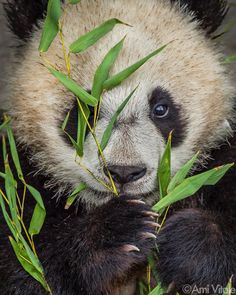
[153, 104, 169, 118]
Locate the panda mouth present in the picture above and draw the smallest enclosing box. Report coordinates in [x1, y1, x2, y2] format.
[90, 175, 156, 198]
[88, 186, 157, 207]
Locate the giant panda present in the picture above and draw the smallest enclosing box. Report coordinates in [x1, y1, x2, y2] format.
[0, 0, 235, 294]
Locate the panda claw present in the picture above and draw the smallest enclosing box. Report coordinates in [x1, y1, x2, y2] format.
[122, 244, 140, 252]
[141, 232, 157, 239]
[144, 221, 161, 228]
[143, 211, 159, 218]
[128, 199, 146, 205]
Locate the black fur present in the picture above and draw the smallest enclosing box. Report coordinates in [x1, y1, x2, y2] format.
[4, 0, 49, 40]
[171, 0, 228, 35]
[149, 87, 187, 147]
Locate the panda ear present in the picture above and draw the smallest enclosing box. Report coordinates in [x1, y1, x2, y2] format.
[171, 0, 228, 35]
[4, 0, 49, 40]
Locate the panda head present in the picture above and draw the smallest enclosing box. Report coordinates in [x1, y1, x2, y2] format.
[3, 0, 235, 207]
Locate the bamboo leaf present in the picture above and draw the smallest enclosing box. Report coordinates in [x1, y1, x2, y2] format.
[2, 135, 7, 162]
[64, 130, 82, 156]
[204, 164, 235, 186]
[48, 68, 98, 106]
[167, 152, 199, 193]
[223, 277, 233, 295]
[62, 104, 90, 158]
[91, 37, 125, 99]
[18, 232, 43, 273]
[4, 162, 21, 234]
[0, 172, 5, 179]
[65, 183, 87, 209]
[26, 185, 45, 210]
[6, 125, 23, 179]
[29, 204, 46, 236]
[100, 86, 138, 151]
[26, 185, 46, 235]
[76, 100, 90, 157]
[103, 44, 167, 90]
[0, 116, 11, 132]
[70, 18, 127, 53]
[39, 0, 61, 52]
[9, 238, 49, 292]
[62, 110, 70, 131]
[0, 194, 17, 240]
[224, 53, 236, 64]
[69, 0, 80, 3]
[158, 133, 171, 199]
[148, 284, 165, 295]
[153, 164, 234, 213]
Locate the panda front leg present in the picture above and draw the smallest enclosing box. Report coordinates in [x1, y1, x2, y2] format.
[156, 208, 236, 294]
[8, 195, 157, 295]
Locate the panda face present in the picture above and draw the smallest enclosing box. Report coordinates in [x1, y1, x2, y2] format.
[65, 84, 187, 200]
[6, 0, 234, 206]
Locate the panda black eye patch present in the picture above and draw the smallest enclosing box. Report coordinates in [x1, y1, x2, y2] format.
[149, 87, 187, 147]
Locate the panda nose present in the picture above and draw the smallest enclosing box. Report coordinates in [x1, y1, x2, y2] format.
[104, 165, 147, 184]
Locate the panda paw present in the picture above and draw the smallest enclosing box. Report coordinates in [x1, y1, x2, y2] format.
[87, 195, 159, 266]
[156, 208, 234, 294]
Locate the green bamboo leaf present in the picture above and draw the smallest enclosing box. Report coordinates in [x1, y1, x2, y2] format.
[6, 125, 23, 179]
[103, 44, 167, 90]
[48, 68, 98, 106]
[4, 162, 21, 234]
[153, 164, 234, 213]
[26, 185, 46, 235]
[29, 204, 46, 236]
[62, 110, 70, 131]
[167, 152, 199, 193]
[139, 282, 148, 295]
[224, 53, 236, 64]
[64, 130, 82, 156]
[39, 0, 61, 52]
[148, 284, 165, 295]
[0, 194, 17, 240]
[0, 116, 11, 132]
[62, 102, 89, 157]
[0, 137, 18, 240]
[69, 0, 81, 3]
[158, 133, 172, 199]
[70, 18, 127, 53]
[0, 191, 42, 275]
[65, 183, 87, 209]
[76, 100, 90, 158]
[100, 86, 138, 151]
[26, 185, 45, 210]
[0, 172, 5, 179]
[204, 164, 235, 186]
[223, 277, 233, 295]
[91, 37, 125, 99]
[2, 135, 7, 162]
[18, 232, 43, 273]
[9, 238, 49, 292]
